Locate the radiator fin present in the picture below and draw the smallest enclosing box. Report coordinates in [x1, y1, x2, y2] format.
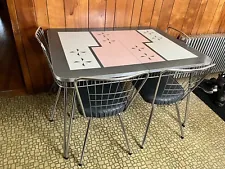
[183, 34, 225, 73]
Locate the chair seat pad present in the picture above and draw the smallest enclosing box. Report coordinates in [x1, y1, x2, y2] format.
[77, 82, 127, 118]
[136, 76, 185, 105]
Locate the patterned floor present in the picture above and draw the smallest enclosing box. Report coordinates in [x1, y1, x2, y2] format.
[0, 92, 225, 169]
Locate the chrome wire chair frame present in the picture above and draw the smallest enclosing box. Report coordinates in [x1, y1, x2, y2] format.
[35, 27, 75, 159]
[140, 64, 215, 148]
[166, 26, 190, 46]
[66, 72, 149, 166]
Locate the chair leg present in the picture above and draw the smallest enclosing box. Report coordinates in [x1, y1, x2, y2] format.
[65, 90, 77, 160]
[175, 103, 184, 139]
[63, 85, 68, 159]
[79, 118, 91, 166]
[141, 106, 155, 149]
[183, 94, 191, 127]
[49, 86, 62, 122]
[48, 82, 56, 94]
[67, 90, 76, 120]
[118, 114, 132, 155]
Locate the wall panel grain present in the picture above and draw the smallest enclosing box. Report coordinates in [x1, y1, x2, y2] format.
[14, 0, 47, 92]
[130, 0, 143, 27]
[197, 0, 220, 34]
[168, 0, 191, 35]
[208, 0, 225, 33]
[139, 0, 155, 27]
[47, 0, 65, 28]
[65, 0, 88, 28]
[150, 0, 163, 27]
[6, 0, 33, 93]
[191, 0, 208, 35]
[157, 0, 175, 31]
[33, 0, 49, 29]
[105, 0, 116, 28]
[219, 4, 225, 32]
[114, 0, 134, 27]
[181, 0, 202, 34]
[89, 0, 106, 28]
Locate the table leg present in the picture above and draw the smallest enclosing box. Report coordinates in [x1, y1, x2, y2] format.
[63, 83, 68, 159]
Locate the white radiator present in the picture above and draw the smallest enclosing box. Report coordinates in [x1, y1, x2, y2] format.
[183, 34, 225, 73]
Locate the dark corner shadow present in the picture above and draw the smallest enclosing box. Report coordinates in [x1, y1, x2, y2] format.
[193, 88, 225, 122]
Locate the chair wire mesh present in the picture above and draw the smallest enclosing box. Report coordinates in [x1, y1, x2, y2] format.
[74, 72, 149, 118]
[66, 72, 149, 165]
[140, 64, 215, 148]
[154, 64, 215, 105]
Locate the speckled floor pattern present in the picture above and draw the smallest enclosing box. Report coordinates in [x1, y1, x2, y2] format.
[0, 92, 225, 169]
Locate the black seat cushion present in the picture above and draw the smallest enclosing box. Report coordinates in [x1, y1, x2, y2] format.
[77, 82, 127, 118]
[135, 76, 185, 105]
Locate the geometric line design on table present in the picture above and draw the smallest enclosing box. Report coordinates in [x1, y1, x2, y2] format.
[137, 29, 198, 60]
[58, 29, 198, 70]
[58, 32, 101, 70]
[91, 30, 165, 67]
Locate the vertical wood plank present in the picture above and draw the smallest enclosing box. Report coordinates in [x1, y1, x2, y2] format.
[65, 0, 76, 27]
[208, 0, 225, 33]
[168, 0, 191, 34]
[130, 0, 143, 27]
[191, 0, 208, 35]
[6, 0, 33, 93]
[47, 0, 65, 28]
[150, 0, 163, 27]
[65, 0, 88, 28]
[89, 0, 106, 28]
[181, 0, 202, 34]
[115, 0, 135, 27]
[33, 0, 49, 29]
[197, 0, 220, 34]
[219, 4, 225, 32]
[105, 0, 116, 28]
[14, 0, 46, 92]
[157, 0, 175, 31]
[139, 0, 155, 27]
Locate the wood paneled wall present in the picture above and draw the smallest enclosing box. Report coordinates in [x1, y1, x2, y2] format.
[6, 0, 225, 93]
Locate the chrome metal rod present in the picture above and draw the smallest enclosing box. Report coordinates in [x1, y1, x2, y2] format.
[175, 103, 184, 139]
[118, 114, 132, 155]
[79, 119, 91, 166]
[141, 106, 155, 148]
[50, 86, 62, 121]
[63, 83, 68, 159]
[65, 89, 77, 159]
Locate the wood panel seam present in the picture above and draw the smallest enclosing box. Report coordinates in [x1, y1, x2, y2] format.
[149, 0, 157, 27]
[196, 0, 209, 34]
[218, 1, 225, 32]
[11, 0, 34, 93]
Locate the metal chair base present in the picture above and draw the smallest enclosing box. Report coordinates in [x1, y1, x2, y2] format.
[49, 86, 62, 121]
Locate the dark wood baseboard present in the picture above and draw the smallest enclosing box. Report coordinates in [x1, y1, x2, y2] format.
[0, 88, 27, 97]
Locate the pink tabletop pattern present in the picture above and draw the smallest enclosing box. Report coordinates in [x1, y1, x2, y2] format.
[91, 30, 164, 67]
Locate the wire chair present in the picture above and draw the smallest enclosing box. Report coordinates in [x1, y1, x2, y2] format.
[35, 27, 74, 121]
[66, 72, 149, 166]
[166, 26, 190, 46]
[135, 64, 215, 148]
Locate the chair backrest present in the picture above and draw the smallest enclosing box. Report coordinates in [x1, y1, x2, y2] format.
[75, 72, 149, 118]
[166, 26, 190, 46]
[35, 27, 53, 70]
[151, 64, 215, 105]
